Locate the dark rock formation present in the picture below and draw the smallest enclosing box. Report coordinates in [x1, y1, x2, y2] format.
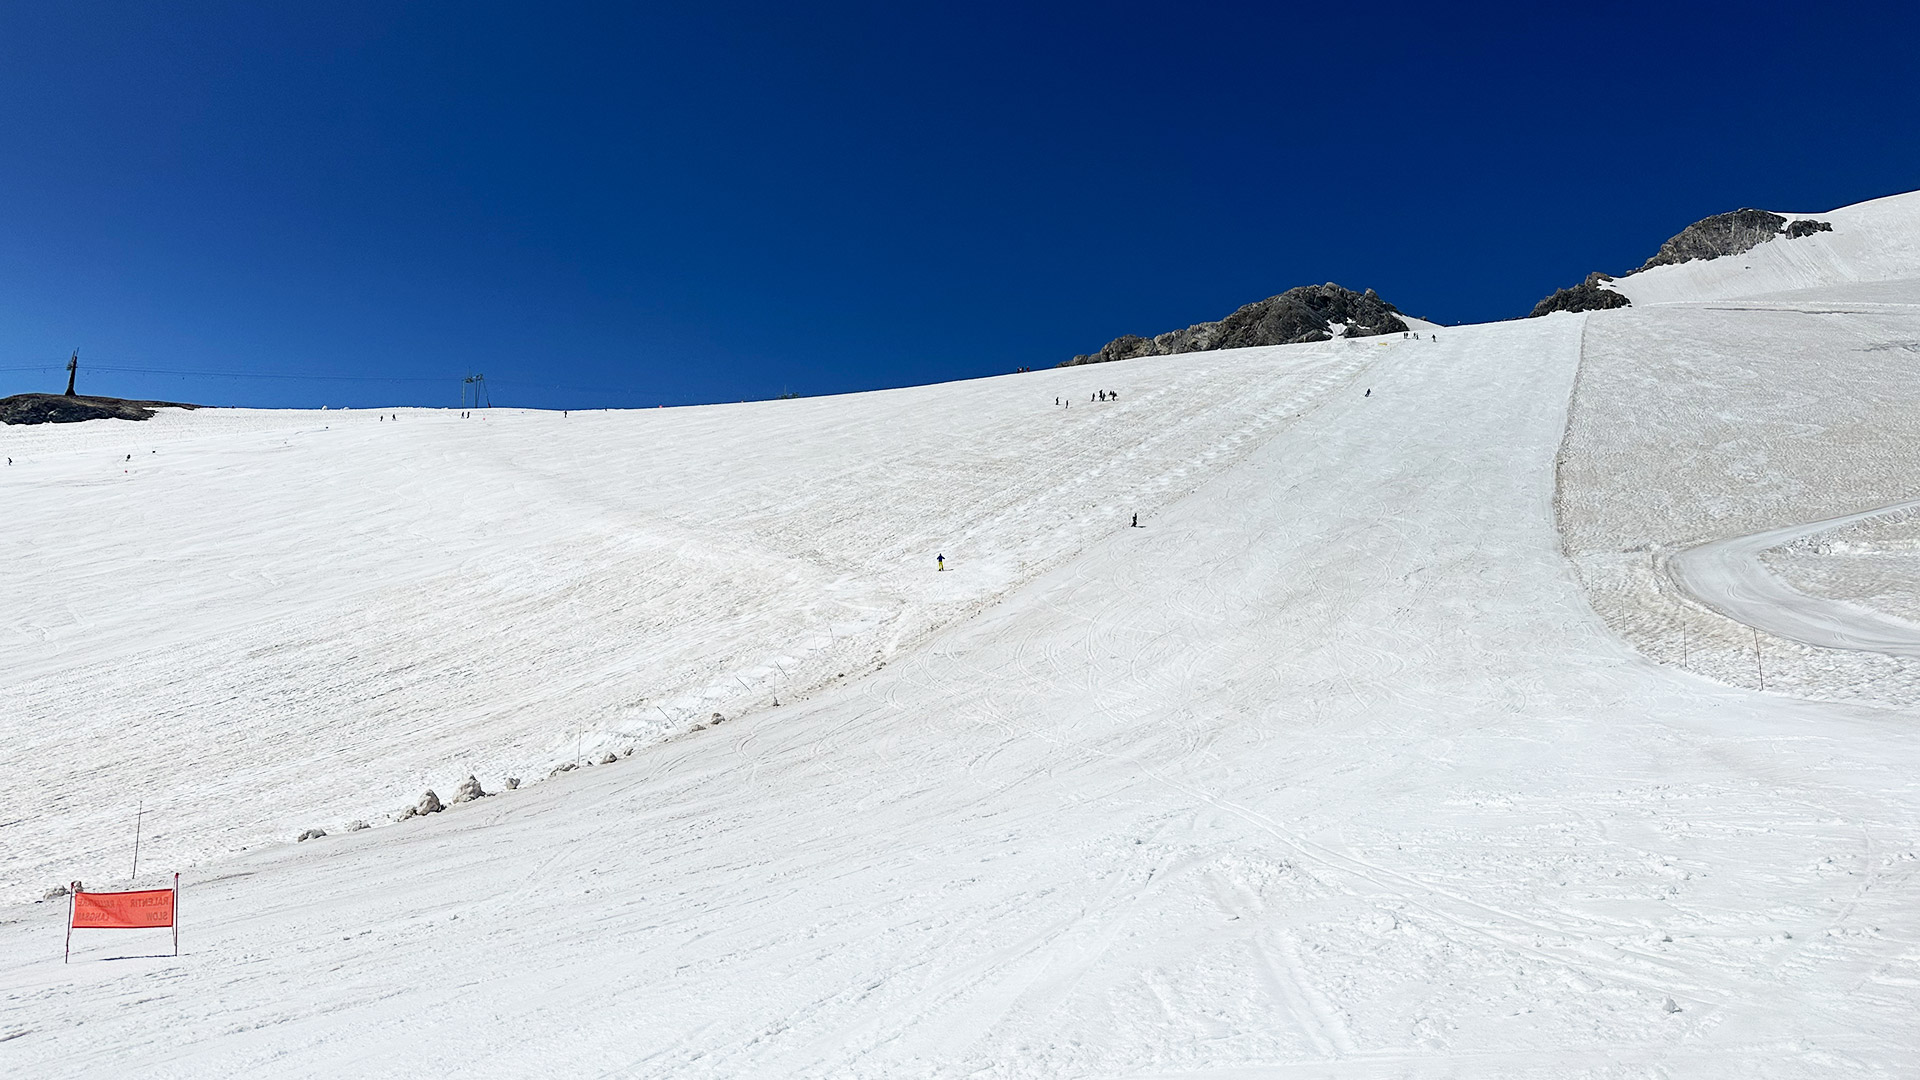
[1785, 218, 1833, 239]
[1528, 272, 1632, 318]
[1637, 209, 1790, 271]
[0, 393, 200, 425]
[1065, 283, 1408, 367]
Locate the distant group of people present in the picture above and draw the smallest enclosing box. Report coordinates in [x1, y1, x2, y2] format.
[1400, 332, 1438, 341]
[1054, 390, 1119, 408]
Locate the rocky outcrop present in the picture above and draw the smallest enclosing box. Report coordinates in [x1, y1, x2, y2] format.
[1527, 208, 1836, 317]
[1529, 272, 1632, 317]
[1064, 283, 1409, 367]
[0, 393, 200, 425]
[1636, 209, 1792, 271]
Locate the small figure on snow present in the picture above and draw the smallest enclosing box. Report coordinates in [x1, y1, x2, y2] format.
[936, 553, 945, 572]
[1131, 513, 1139, 528]
[1364, 388, 1371, 397]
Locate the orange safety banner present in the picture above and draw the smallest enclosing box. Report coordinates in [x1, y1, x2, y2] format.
[71, 887, 175, 929]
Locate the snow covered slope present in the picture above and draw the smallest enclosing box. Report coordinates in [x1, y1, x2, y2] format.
[0, 352, 1373, 906]
[1557, 192, 1920, 708]
[5, 191, 1920, 1076]
[1609, 188, 1920, 305]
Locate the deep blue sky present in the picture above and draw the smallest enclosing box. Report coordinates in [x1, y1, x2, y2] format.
[2, 2, 1916, 409]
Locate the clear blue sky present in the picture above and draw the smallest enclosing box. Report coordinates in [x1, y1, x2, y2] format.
[2, 1, 1916, 409]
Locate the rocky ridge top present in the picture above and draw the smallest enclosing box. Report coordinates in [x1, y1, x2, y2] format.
[0, 393, 201, 425]
[1528, 208, 1835, 317]
[1065, 283, 1409, 367]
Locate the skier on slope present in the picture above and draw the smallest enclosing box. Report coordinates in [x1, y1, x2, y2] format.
[937, 554, 945, 572]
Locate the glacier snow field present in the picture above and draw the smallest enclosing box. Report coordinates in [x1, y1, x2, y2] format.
[6, 191, 1920, 1077]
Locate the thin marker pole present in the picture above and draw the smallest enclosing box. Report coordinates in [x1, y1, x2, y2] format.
[173, 872, 180, 957]
[131, 801, 144, 881]
[65, 887, 74, 964]
[1754, 628, 1766, 691]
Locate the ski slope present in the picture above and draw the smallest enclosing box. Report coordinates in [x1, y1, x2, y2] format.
[5, 195, 1920, 1077]
[0, 350, 1372, 905]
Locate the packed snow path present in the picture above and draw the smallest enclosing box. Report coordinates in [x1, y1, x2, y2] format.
[4, 315, 1916, 1078]
[1672, 498, 1920, 659]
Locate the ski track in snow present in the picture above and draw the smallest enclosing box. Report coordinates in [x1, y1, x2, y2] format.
[1671, 497, 1920, 658]
[2, 305, 1917, 1077]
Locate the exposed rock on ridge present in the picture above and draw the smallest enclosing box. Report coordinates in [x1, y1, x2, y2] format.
[0, 393, 201, 425]
[1636, 208, 1794, 271]
[1065, 283, 1409, 367]
[1527, 208, 1836, 317]
[1529, 272, 1632, 318]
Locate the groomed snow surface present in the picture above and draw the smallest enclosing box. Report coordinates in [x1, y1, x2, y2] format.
[5, 192, 1920, 1077]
